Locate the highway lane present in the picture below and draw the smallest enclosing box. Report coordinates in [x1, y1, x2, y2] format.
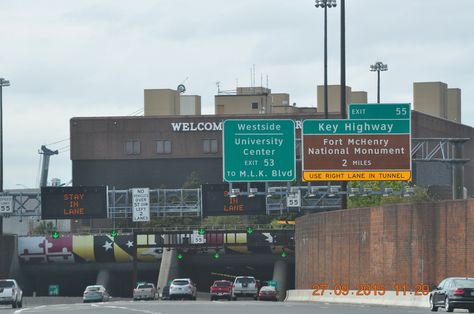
[1, 298, 430, 314]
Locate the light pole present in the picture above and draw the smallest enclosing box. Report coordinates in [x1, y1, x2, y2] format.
[370, 62, 388, 103]
[315, 0, 336, 119]
[340, 0, 347, 210]
[0, 77, 10, 235]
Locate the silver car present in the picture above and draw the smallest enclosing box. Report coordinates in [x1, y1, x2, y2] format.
[169, 278, 197, 300]
[83, 285, 110, 303]
[232, 276, 258, 300]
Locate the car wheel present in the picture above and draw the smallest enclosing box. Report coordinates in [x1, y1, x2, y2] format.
[233, 296, 237, 301]
[429, 297, 438, 312]
[193, 295, 196, 301]
[444, 297, 454, 312]
[12, 301, 17, 309]
[18, 299, 23, 308]
[228, 296, 232, 301]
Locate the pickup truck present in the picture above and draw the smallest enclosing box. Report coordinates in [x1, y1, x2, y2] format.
[133, 283, 157, 301]
[210, 280, 233, 301]
[0, 279, 23, 308]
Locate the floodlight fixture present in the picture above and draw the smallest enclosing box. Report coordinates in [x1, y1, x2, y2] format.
[370, 61, 388, 103]
[248, 188, 258, 198]
[315, 0, 337, 8]
[229, 188, 240, 198]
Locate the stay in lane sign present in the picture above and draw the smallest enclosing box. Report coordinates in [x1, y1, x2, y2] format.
[223, 119, 295, 182]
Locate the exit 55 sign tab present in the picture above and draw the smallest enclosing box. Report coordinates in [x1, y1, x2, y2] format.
[41, 186, 108, 219]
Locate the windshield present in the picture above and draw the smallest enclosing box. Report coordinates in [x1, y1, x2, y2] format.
[236, 278, 255, 284]
[138, 284, 154, 289]
[261, 286, 276, 291]
[214, 282, 231, 287]
[86, 286, 102, 291]
[0, 281, 14, 288]
[172, 280, 190, 286]
[453, 279, 474, 288]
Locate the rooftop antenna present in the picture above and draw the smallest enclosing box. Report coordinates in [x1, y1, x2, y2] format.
[266, 75, 269, 89]
[216, 81, 221, 94]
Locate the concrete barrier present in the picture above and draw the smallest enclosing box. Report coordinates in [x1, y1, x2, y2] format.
[285, 289, 429, 308]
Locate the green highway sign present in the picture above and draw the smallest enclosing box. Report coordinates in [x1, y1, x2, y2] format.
[48, 284, 59, 296]
[303, 119, 410, 135]
[349, 103, 411, 120]
[223, 119, 295, 182]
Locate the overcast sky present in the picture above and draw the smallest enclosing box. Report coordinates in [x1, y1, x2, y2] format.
[0, 0, 473, 189]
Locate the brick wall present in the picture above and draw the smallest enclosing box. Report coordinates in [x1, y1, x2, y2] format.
[295, 199, 474, 290]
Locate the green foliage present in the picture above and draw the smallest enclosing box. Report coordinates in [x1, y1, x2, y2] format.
[34, 221, 55, 235]
[347, 181, 431, 208]
[182, 171, 201, 189]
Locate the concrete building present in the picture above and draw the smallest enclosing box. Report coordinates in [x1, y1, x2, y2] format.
[316, 85, 353, 114]
[413, 81, 461, 123]
[144, 89, 201, 116]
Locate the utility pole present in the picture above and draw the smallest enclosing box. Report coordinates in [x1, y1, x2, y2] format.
[0, 78, 10, 235]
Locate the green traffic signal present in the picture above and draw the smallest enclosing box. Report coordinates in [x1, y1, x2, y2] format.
[198, 228, 205, 236]
[246, 227, 253, 235]
[110, 230, 118, 238]
[281, 250, 287, 258]
[177, 253, 184, 260]
[213, 252, 220, 259]
[51, 231, 60, 239]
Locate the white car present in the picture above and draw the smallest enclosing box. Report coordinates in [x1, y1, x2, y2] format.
[0, 279, 23, 308]
[232, 276, 258, 300]
[169, 278, 197, 300]
[82, 285, 110, 303]
[133, 283, 157, 301]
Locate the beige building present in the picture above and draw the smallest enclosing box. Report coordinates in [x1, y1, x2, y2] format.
[413, 82, 461, 123]
[316, 85, 356, 114]
[144, 89, 201, 116]
[214, 86, 315, 115]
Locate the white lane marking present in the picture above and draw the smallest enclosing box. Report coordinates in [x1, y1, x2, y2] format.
[91, 303, 163, 314]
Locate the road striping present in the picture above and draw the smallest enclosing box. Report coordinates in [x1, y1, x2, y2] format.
[92, 303, 164, 314]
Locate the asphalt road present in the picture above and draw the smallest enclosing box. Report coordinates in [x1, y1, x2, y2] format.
[0, 297, 432, 314]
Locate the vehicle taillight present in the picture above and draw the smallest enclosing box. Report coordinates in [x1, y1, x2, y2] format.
[454, 288, 465, 295]
[170, 285, 175, 289]
[12, 288, 16, 294]
[188, 284, 192, 288]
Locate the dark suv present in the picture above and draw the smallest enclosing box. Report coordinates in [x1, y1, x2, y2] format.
[430, 277, 474, 312]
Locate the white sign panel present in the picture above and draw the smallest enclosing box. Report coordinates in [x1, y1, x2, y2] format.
[132, 188, 150, 222]
[0, 196, 13, 214]
[191, 233, 205, 244]
[286, 190, 301, 207]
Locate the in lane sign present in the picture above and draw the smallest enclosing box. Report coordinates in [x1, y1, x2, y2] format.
[223, 119, 295, 182]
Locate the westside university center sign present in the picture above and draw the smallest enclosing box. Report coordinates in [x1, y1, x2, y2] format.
[223, 119, 295, 182]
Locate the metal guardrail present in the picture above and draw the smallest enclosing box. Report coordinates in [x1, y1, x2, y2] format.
[1, 186, 341, 218]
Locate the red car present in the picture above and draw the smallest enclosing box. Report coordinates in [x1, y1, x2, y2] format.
[258, 286, 278, 301]
[210, 280, 233, 301]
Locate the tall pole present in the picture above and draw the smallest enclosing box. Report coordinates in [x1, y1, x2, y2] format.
[370, 62, 388, 104]
[377, 70, 381, 103]
[324, 5, 328, 119]
[340, 0, 346, 119]
[315, 0, 336, 118]
[0, 78, 10, 235]
[340, 0, 347, 210]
